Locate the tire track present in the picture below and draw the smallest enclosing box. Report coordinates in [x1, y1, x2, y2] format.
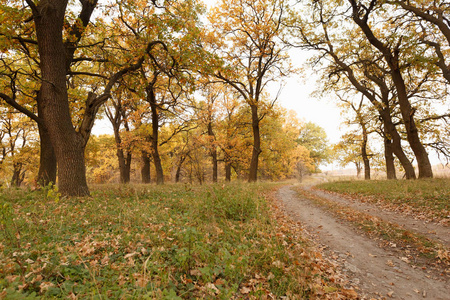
[277, 185, 449, 300]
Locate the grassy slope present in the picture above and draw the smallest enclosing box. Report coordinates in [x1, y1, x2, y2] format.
[0, 183, 355, 299]
[318, 179, 450, 222]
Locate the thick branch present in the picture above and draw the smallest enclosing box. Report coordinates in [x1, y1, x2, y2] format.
[0, 92, 41, 124]
[64, 0, 98, 71]
[78, 40, 168, 145]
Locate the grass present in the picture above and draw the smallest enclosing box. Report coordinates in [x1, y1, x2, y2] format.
[0, 182, 353, 299]
[317, 179, 450, 222]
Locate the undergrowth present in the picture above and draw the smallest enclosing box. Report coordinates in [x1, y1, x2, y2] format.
[0, 182, 353, 299]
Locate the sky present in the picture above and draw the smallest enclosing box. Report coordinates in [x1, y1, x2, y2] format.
[272, 49, 342, 144]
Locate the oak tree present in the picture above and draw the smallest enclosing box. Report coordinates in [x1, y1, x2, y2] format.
[209, 0, 292, 182]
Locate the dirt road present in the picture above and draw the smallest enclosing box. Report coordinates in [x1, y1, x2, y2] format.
[276, 185, 449, 300]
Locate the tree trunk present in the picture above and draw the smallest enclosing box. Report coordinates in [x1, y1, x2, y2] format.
[141, 151, 151, 183]
[147, 89, 164, 185]
[361, 130, 370, 180]
[225, 151, 232, 182]
[391, 136, 416, 179]
[11, 162, 23, 187]
[36, 123, 57, 186]
[326, 40, 415, 179]
[384, 136, 396, 179]
[381, 111, 416, 179]
[207, 123, 218, 183]
[116, 148, 131, 184]
[175, 165, 182, 183]
[113, 126, 131, 184]
[151, 136, 164, 185]
[34, 0, 89, 196]
[355, 161, 362, 178]
[212, 150, 218, 182]
[390, 70, 433, 178]
[350, 2, 432, 178]
[248, 104, 261, 182]
[225, 162, 231, 182]
[175, 155, 186, 183]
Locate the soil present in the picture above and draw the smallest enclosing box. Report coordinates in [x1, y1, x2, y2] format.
[276, 182, 449, 300]
[309, 187, 450, 247]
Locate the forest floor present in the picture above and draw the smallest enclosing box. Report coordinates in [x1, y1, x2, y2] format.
[276, 180, 449, 300]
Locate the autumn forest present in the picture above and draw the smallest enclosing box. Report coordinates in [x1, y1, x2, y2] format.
[0, 0, 449, 196]
[1, 1, 449, 299]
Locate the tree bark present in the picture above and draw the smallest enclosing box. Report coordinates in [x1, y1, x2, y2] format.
[384, 136, 396, 179]
[207, 123, 218, 183]
[225, 162, 231, 182]
[11, 162, 24, 186]
[36, 123, 57, 186]
[116, 148, 131, 184]
[150, 128, 164, 185]
[112, 122, 131, 184]
[361, 126, 370, 180]
[141, 151, 151, 183]
[175, 154, 186, 183]
[147, 86, 164, 185]
[224, 149, 232, 182]
[248, 104, 262, 182]
[380, 111, 416, 179]
[33, 0, 90, 196]
[390, 70, 433, 178]
[211, 149, 218, 183]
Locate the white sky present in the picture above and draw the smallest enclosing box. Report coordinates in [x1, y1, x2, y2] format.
[274, 49, 342, 144]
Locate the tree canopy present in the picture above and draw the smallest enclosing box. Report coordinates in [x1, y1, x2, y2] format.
[0, 0, 449, 192]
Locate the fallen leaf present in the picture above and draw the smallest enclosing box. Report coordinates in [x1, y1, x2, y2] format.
[272, 260, 283, 268]
[205, 283, 220, 295]
[124, 252, 138, 259]
[190, 269, 202, 276]
[39, 281, 55, 292]
[341, 288, 358, 298]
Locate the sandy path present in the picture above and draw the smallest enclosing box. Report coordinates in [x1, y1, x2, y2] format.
[276, 185, 449, 300]
[309, 187, 450, 247]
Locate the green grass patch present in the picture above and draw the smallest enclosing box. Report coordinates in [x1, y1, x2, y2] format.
[317, 179, 450, 222]
[0, 182, 350, 299]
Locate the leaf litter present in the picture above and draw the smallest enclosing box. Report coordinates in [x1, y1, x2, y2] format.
[1, 183, 357, 299]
